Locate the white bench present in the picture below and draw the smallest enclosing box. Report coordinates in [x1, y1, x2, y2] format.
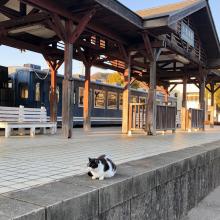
[0, 106, 57, 137]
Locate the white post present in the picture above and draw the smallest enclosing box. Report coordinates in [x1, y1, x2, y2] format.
[41, 106, 46, 122]
[19, 105, 24, 122]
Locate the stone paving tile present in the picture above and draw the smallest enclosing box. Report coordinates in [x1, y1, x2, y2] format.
[1, 127, 220, 194]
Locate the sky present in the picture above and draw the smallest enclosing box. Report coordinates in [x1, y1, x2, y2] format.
[0, 0, 219, 76]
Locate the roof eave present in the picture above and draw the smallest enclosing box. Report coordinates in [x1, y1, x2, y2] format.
[167, 0, 207, 25]
[94, 0, 143, 28]
[207, 58, 220, 69]
[205, 2, 220, 57]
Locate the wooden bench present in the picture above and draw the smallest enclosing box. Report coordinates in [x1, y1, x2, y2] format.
[0, 106, 57, 137]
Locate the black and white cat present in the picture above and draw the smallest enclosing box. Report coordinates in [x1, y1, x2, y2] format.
[87, 155, 117, 180]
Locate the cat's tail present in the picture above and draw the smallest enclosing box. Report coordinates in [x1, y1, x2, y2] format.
[88, 171, 93, 177]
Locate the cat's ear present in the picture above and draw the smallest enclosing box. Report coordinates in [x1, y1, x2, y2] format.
[88, 157, 92, 162]
[95, 159, 99, 164]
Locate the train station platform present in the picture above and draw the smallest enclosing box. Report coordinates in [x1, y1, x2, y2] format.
[0, 126, 220, 195]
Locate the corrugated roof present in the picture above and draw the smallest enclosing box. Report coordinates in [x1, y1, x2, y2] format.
[136, 0, 201, 19]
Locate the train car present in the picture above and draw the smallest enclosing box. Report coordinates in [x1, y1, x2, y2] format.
[8, 65, 177, 126]
[0, 66, 14, 106]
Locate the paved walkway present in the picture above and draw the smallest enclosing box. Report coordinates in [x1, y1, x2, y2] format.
[1, 126, 220, 194]
[183, 186, 220, 220]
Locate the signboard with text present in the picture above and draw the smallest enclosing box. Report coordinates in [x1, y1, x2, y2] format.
[181, 22, 195, 47]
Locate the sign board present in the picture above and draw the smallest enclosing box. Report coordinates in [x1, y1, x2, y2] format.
[181, 22, 195, 47]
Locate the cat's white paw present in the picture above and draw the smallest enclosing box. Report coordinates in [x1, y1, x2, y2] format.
[92, 176, 96, 180]
[99, 176, 104, 180]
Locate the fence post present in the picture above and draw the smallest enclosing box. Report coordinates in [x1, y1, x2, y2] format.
[41, 106, 46, 122]
[19, 105, 24, 122]
[188, 109, 192, 132]
[128, 104, 132, 136]
[165, 105, 168, 133]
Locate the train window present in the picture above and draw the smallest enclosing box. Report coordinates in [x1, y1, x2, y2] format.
[79, 87, 84, 107]
[35, 83, 40, 101]
[119, 93, 123, 110]
[107, 92, 117, 109]
[56, 86, 60, 103]
[131, 95, 138, 103]
[139, 97, 146, 104]
[19, 83, 28, 99]
[94, 89, 105, 109]
[8, 81, 12, 88]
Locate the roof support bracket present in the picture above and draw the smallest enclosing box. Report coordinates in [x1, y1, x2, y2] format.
[142, 32, 154, 61]
[69, 8, 96, 44]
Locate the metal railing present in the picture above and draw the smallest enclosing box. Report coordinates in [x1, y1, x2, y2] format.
[156, 105, 176, 131]
[188, 108, 204, 130]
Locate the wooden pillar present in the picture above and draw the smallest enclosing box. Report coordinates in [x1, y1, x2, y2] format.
[62, 21, 74, 138]
[45, 57, 63, 123]
[83, 63, 91, 131]
[50, 67, 57, 122]
[181, 75, 187, 131]
[122, 57, 131, 134]
[210, 83, 215, 128]
[163, 84, 169, 105]
[145, 60, 157, 135]
[199, 70, 206, 131]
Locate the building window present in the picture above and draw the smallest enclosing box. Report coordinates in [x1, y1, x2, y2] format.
[119, 93, 123, 110]
[79, 87, 84, 107]
[20, 84, 28, 99]
[94, 89, 105, 109]
[139, 97, 146, 104]
[131, 95, 138, 103]
[35, 83, 40, 101]
[107, 92, 117, 109]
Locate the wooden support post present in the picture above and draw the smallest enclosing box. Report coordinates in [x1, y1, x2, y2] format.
[62, 20, 74, 138]
[145, 59, 157, 135]
[199, 70, 206, 131]
[50, 67, 57, 122]
[181, 75, 187, 131]
[83, 63, 91, 131]
[163, 84, 169, 105]
[44, 57, 63, 123]
[122, 61, 131, 134]
[210, 83, 215, 128]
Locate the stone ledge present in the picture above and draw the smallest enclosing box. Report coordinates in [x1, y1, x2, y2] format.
[1, 140, 220, 220]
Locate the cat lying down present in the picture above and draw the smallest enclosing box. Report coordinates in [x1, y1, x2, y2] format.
[87, 155, 117, 180]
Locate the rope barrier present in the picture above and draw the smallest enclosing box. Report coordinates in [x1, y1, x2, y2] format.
[33, 69, 50, 80]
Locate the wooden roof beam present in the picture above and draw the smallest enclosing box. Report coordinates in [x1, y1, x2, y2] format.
[0, 0, 9, 6]
[69, 8, 96, 44]
[208, 58, 220, 69]
[0, 12, 50, 30]
[142, 32, 154, 61]
[0, 36, 62, 57]
[0, 6, 21, 19]
[20, 0, 128, 44]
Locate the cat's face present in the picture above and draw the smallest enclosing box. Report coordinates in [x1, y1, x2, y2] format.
[87, 158, 99, 169]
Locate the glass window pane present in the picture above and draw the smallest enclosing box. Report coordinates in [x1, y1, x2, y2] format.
[107, 92, 117, 109]
[79, 87, 84, 107]
[20, 84, 28, 99]
[35, 83, 40, 101]
[139, 97, 146, 104]
[119, 93, 123, 110]
[94, 89, 105, 108]
[131, 95, 138, 103]
[56, 86, 60, 103]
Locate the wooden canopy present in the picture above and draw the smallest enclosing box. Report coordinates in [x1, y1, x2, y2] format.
[0, 0, 220, 136]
